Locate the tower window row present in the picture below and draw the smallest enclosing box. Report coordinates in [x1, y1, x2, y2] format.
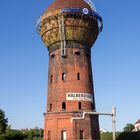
[50, 50, 89, 58]
[50, 51, 81, 58]
[50, 72, 82, 83]
[50, 51, 90, 59]
[47, 130, 84, 140]
[49, 102, 83, 112]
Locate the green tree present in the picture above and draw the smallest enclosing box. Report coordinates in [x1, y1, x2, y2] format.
[0, 130, 25, 140]
[0, 109, 8, 134]
[32, 127, 43, 138]
[33, 127, 40, 138]
[6, 125, 11, 133]
[123, 123, 134, 132]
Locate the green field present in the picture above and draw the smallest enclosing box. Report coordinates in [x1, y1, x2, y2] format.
[101, 132, 121, 140]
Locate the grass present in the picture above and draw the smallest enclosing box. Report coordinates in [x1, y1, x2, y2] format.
[101, 132, 121, 140]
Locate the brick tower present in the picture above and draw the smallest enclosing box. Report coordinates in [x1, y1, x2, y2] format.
[37, 0, 103, 139]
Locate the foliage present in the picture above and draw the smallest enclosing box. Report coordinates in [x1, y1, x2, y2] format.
[23, 137, 43, 140]
[123, 123, 134, 132]
[0, 109, 8, 134]
[116, 132, 140, 140]
[0, 130, 25, 140]
[0, 129, 43, 140]
[32, 127, 43, 138]
[6, 125, 12, 133]
[0, 109, 44, 140]
[22, 127, 43, 140]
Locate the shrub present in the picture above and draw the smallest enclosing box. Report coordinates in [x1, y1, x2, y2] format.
[0, 130, 25, 140]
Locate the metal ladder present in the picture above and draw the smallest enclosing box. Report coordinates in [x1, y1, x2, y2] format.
[58, 15, 66, 57]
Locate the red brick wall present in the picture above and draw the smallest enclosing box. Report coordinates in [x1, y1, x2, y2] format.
[44, 112, 100, 140]
[47, 45, 95, 112]
[44, 42, 100, 140]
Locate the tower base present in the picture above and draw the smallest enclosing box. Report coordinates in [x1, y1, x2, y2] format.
[44, 111, 100, 140]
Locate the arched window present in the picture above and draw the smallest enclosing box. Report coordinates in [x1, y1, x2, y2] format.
[77, 72, 80, 80]
[51, 54, 55, 58]
[62, 73, 66, 81]
[50, 104, 52, 112]
[50, 75, 53, 83]
[62, 102, 66, 111]
[75, 51, 80, 56]
[79, 102, 81, 110]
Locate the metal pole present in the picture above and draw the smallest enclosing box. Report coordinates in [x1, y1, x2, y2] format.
[112, 107, 116, 140]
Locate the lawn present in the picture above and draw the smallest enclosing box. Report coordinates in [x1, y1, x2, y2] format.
[101, 132, 121, 140]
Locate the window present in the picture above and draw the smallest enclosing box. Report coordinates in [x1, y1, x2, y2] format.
[79, 102, 81, 110]
[50, 104, 52, 112]
[62, 73, 66, 81]
[89, 74, 91, 82]
[62, 102, 66, 111]
[48, 131, 51, 140]
[75, 51, 80, 56]
[50, 75, 53, 83]
[61, 130, 66, 140]
[86, 53, 89, 58]
[77, 72, 80, 80]
[80, 130, 84, 140]
[51, 54, 55, 58]
[91, 103, 93, 110]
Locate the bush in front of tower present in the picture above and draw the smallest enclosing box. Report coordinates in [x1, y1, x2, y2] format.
[0, 130, 24, 140]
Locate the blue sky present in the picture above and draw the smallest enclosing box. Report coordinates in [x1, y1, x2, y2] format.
[0, 0, 140, 131]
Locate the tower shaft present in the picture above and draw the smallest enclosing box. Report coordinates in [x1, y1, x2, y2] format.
[44, 42, 100, 140]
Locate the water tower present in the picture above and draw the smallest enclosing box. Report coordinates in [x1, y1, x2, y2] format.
[37, 0, 103, 139]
